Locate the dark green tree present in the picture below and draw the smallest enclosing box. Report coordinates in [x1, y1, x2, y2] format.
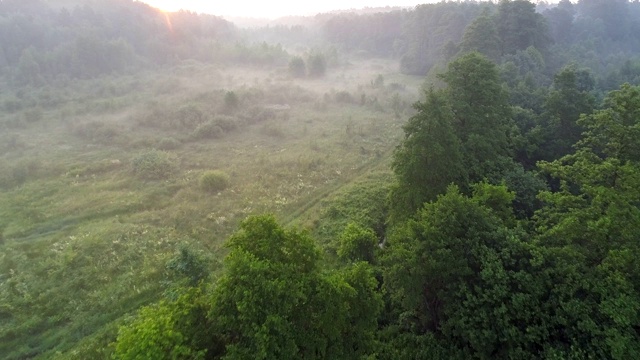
[460, 9, 501, 62]
[209, 215, 382, 359]
[384, 185, 546, 358]
[536, 64, 596, 160]
[166, 246, 209, 287]
[543, 0, 575, 44]
[535, 84, 640, 357]
[337, 222, 378, 263]
[496, 0, 551, 56]
[113, 288, 221, 360]
[439, 52, 515, 182]
[390, 89, 466, 220]
[577, 0, 631, 41]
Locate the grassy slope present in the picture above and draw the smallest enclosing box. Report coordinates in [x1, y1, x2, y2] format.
[0, 58, 420, 358]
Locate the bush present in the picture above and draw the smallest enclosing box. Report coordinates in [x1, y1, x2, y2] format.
[192, 121, 223, 140]
[174, 104, 207, 129]
[200, 170, 230, 192]
[166, 247, 209, 286]
[213, 115, 239, 132]
[131, 150, 176, 180]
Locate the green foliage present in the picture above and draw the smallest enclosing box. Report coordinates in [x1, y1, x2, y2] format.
[166, 247, 210, 287]
[441, 53, 512, 173]
[199, 170, 230, 193]
[210, 215, 382, 359]
[131, 150, 176, 180]
[174, 105, 208, 129]
[495, 0, 551, 56]
[440, 52, 515, 182]
[399, 1, 485, 75]
[384, 185, 559, 358]
[537, 83, 640, 257]
[212, 115, 239, 133]
[317, 172, 392, 245]
[460, 10, 501, 61]
[533, 84, 640, 357]
[390, 89, 466, 219]
[192, 121, 224, 140]
[471, 182, 516, 225]
[392, 53, 515, 219]
[112, 288, 215, 360]
[337, 222, 378, 263]
[535, 64, 596, 160]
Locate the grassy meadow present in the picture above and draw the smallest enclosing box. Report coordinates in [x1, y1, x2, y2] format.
[0, 57, 419, 358]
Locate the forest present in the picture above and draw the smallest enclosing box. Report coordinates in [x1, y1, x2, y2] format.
[0, 0, 639, 358]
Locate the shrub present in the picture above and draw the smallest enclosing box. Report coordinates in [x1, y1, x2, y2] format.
[166, 247, 209, 286]
[131, 150, 176, 180]
[192, 121, 223, 140]
[200, 170, 230, 192]
[213, 115, 239, 132]
[174, 104, 207, 129]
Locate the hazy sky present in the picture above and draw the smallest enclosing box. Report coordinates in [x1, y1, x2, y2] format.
[140, 0, 428, 19]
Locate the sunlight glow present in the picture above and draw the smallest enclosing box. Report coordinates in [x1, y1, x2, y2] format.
[162, 11, 173, 33]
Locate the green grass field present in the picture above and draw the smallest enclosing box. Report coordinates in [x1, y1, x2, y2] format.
[0, 58, 420, 358]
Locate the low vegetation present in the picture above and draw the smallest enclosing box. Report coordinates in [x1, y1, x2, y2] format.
[199, 171, 230, 193]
